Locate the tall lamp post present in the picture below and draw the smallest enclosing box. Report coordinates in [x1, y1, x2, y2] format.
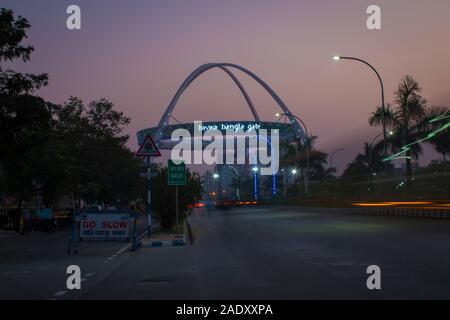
[252, 166, 259, 200]
[369, 131, 394, 174]
[275, 112, 310, 195]
[213, 173, 219, 200]
[329, 148, 345, 173]
[226, 165, 241, 201]
[333, 56, 387, 154]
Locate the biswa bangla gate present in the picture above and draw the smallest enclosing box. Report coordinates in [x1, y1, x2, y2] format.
[138, 63, 307, 147]
[136, 63, 308, 236]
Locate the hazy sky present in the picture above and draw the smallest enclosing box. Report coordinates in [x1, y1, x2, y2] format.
[3, 0, 450, 171]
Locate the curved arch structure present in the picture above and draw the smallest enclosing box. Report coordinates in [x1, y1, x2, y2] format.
[154, 63, 307, 144]
[218, 66, 260, 121]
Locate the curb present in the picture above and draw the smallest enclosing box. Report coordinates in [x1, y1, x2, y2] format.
[141, 239, 186, 248]
[140, 218, 192, 248]
[186, 216, 194, 244]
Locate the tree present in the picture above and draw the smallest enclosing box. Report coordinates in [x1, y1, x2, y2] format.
[280, 135, 330, 183]
[425, 106, 450, 174]
[369, 76, 427, 183]
[152, 166, 202, 230]
[54, 97, 142, 205]
[342, 142, 384, 179]
[0, 8, 48, 95]
[0, 9, 144, 209]
[0, 9, 52, 206]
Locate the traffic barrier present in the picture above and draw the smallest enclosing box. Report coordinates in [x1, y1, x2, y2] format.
[67, 209, 139, 254]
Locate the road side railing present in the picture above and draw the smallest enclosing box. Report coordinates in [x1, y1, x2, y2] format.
[271, 206, 450, 220]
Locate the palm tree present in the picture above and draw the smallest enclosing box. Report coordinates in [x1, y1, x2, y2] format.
[369, 75, 427, 183]
[425, 106, 450, 174]
[369, 104, 395, 154]
[343, 142, 384, 178]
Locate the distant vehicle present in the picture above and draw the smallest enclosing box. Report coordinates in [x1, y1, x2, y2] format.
[215, 199, 235, 209]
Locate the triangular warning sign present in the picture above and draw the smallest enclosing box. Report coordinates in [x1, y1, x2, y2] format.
[136, 134, 161, 157]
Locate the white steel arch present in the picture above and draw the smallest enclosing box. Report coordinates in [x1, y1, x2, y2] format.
[154, 63, 306, 144]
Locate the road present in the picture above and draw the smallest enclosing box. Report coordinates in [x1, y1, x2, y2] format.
[2, 205, 450, 299]
[0, 217, 148, 299]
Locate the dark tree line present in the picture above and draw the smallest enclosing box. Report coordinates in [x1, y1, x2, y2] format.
[0, 8, 142, 208]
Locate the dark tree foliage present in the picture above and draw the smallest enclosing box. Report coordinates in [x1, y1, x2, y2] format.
[151, 166, 202, 230]
[0, 9, 143, 207]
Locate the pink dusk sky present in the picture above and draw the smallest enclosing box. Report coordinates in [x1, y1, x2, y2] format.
[3, 0, 450, 171]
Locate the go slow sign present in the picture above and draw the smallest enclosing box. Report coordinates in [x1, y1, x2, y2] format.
[168, 160, 186, 186]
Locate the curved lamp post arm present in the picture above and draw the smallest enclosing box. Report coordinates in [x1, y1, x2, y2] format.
[334, 56, 387, 154]
[280, 112, 308, 138]
[330, 148, 345, 171]
[338, 57, 384, 107]
[276, 111, 310, 195]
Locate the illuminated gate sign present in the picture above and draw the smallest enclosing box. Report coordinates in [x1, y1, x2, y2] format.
[137, 121, 296, 146]
[79, 211, 130, 241]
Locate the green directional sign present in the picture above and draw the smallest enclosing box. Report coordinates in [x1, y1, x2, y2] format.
[168, 160, 186, 186]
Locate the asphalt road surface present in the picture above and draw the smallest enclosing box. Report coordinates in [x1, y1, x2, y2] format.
[2, 206, 450, 299]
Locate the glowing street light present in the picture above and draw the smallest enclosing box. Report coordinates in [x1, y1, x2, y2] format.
[252, 166, 259, 172]
[291, 169, 297, 175]
[212, 173, 219, 200]
[332, 55, 387, 154]
[275, 112, 310, 195]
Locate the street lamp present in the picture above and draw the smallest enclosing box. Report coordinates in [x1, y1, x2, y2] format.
[251, 166, 259, 200]
[291, 169, 297, 175]
[369, 131, 394, 172]
[226, 165, 241, 201]
[213, 173, 219, 199]
[332, 55, 387, 154]
[329, 148, 345, 173]
[275, 112, 310, 195]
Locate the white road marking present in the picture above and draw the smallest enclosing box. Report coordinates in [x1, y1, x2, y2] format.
[1, 271, 30, 274]
[115, 230, 147, 256]
[54, 291, 67, 296]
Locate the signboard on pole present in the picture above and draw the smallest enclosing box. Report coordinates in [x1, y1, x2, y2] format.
[168, 160, 186, 186]
[79, 211, 130, 241]
[136, 134, 161, 157]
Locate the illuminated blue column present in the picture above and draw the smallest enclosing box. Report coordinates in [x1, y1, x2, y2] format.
[272, 174, 277, 195]
[253, 172, 258, 200]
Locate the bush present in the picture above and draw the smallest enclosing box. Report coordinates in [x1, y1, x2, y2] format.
[151, 166, 202, 230]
